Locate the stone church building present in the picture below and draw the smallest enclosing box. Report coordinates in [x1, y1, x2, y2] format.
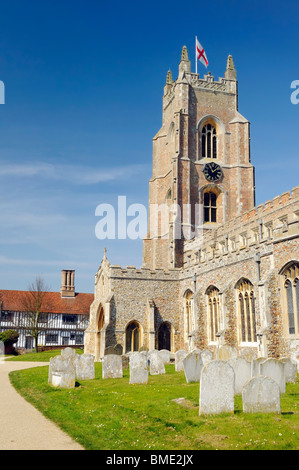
[84, 46, 299, 366]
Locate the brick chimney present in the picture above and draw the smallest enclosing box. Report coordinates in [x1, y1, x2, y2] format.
[60, 270, 75, 297]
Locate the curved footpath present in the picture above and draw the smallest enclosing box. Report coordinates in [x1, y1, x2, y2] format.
[0, 361, 84, 450]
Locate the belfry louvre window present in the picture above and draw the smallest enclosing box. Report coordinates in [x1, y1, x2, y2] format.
[237, 279, 257, 343]
[202, 124, 217, 159]
[204, 192, 217, 223]
[281, 262, 299, 335]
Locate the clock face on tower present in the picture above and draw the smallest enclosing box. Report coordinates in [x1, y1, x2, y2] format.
[203, 162, 223, 182]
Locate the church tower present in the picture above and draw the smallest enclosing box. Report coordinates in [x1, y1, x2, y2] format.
[143, 46, 255, 270]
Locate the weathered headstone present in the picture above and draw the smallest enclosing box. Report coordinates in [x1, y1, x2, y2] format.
[183, 350, 203, 383]
[217, 345, 238, 361]
[76, 354, 95, 380]
[149, 350, 165, 375]
[52, 369, 76, 389]
[240, 347, 258, 362]
[129, 352, 148, 385]
[251, 357, 267, 377]
[242, 376, 281, 414]
[199, 361, 235, 415]
[201, 349, 213, 365]
[260, 358, 285, 393]
[279, 358, 297, 383]
[48, 354, 76, 384]
[175, 350, 188, 372]
[228, 357, 252, 394]
[102, 354, 123, 379]
[158, 349, 170, 364]
[61, 347, 76, 359]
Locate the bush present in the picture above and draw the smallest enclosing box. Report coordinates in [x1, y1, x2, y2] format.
[0, 329, 19, 345]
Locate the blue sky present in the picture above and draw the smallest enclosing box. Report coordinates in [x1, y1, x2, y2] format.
[0, 0, 298, 293]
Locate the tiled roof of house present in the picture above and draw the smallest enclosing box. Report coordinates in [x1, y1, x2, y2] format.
[0, 290, 94, 315]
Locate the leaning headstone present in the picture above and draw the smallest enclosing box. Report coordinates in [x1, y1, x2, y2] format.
[149, 350, 165, 375]
[102, 354, 123, 379]
[242, 376, 281, 414]
[228, 358, 252, 394]
[279, 358, 297, 384]
[175, 350, 188, 372]
[199, 361, 235, 416]
[129, 353, 148, 385]
[260, 358, 285, 393]
[0, 341, 4, 363]
[158, 349, 170, 364]
[217, 345, 238, 361]
[76, 354, 95, 380]
[183, 350, 203, 383]
[201, 350, 213, 365]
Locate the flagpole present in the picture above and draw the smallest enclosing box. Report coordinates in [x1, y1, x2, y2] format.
[195, 36, 197, 74]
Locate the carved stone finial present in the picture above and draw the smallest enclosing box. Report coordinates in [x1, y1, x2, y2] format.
[225, 54, 237, 80]
[103, 247, 107, 259]
[166, 69, 173, 85]
[181, 45, 189, 61]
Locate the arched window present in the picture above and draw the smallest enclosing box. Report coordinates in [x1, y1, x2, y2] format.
[202, 124, 217, 159]
[207, 287, 220, 342]
[184, 290, 193, 339]
[204, 192, 217, 223]
[280, 262, 299, 335]
[125, 321, 140, 353]
[236, 279, 257, 343]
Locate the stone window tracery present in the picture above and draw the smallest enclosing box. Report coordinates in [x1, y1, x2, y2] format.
[281, 262, 299, 335]
[207, 286, 220, 342]
[236, 279, 257, 343]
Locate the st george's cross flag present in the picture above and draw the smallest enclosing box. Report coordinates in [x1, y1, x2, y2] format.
[196, 37, 208, 71]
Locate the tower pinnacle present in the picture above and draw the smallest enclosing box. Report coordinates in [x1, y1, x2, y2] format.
[225, 54, 237, 80]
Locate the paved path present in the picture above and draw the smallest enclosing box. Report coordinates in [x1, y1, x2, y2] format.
[0, 361, 84, 450]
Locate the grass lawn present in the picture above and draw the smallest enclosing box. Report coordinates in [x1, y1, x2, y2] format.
[8, 358, 299, 451]
[6, 349, 84, 362]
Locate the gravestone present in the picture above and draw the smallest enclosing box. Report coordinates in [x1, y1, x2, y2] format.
[102, 354, 123, 379]
[149, 350, 165, 375]
[49, 354, 76, 388]
[48, 354, 76, 384]
[0, 341, 4, 363]
[242, 376, 281, 414]
[61, 347, 76, 359]
[158, 349, 170, 364]
[52, 369, 76, 389]
[129, 352, 148, 385]
[76, 354, 95, 380]
[199, 361, 235, 415]
[175, 350, 188, 372]
[228, 357, 252, 394]
[251, 357, 267, 377]
[217, 345, 238, 361]
[201, 350, 213, 365]
[240, 347, 258, 362]
[260, 358, 285, 393]
[183, 350, 203, 383]
[279, 358, 297, 383]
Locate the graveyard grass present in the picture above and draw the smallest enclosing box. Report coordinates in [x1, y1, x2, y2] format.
[9, 360, 299, 450]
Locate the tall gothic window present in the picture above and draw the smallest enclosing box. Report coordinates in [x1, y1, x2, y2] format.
[236, 279, 257, 343]
[281, 262, 299, 335]
[204, 192, 217, 223]
[184, 290, 193, 339]
[202, 124, 217, 159]
[207, 287, 220, 342]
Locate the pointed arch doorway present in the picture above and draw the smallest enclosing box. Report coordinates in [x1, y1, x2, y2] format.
[158, 322, 172, 351]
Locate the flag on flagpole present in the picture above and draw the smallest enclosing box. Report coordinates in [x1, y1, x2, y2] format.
[195, 37, 208, 73]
